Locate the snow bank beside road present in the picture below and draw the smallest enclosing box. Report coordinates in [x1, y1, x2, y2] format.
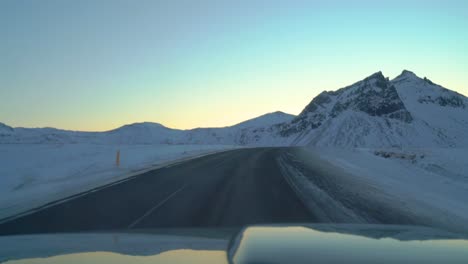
[298, 147, 468, 234]
[0, 144, 235, 219]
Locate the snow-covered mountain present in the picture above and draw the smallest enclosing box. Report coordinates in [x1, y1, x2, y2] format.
[103, 122, 185, 144]
[0, 111, 294, 145]
[392, 70, 468, 147]
[231, 111, 294, 129]
[180, 111, 294, 145]
[278, 70, 468, 147]
[0, 123, 14, 135]
[1, 71, 467, 147]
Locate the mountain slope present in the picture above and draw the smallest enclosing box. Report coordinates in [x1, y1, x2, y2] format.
[392, 70, 468, 147]
[2, 70, 466, 148]
[277, 71, 415, 147]
[103, 122, 185, 144]
[282, 70, 468, 147]
[231, 111, 294, 129]
[0, 123, 14, 135]
[0, 112, 295, 145]
[180, 111, 295, 146]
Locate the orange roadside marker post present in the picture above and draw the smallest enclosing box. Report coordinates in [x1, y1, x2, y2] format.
[116, 150, 120, 167]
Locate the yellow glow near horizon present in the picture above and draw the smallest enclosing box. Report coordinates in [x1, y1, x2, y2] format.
[1, 1, 467, 131]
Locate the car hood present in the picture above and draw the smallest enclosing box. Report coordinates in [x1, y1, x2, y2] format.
[1, 224, 468, 263]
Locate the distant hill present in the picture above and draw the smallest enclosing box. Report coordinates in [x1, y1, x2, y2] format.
[2, 70, 467, 148]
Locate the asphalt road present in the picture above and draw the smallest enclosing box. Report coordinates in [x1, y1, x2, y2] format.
[0, 148, 315, 236]
[0, 147, 421, 236]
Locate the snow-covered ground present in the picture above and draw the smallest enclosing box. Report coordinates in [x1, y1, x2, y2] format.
[298, 147, 468, 234]
[0, 144, 236, 219]
[0, 111, 295, 146]
[1, 69, 466, 234]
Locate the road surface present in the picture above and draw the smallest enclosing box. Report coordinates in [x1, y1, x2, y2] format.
[0, 147, 418, 236]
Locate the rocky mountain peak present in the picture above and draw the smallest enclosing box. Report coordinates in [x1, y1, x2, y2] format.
[279, 71, 414, 137]
[392, 70, 467, 109]
[364, 71, 386, 81]
[392, 70, 427, 85]
[400, 69, 418, 78]
[0, 122, 14, 134]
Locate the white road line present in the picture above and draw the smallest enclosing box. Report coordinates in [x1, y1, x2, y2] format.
[127, 184, 187, 229]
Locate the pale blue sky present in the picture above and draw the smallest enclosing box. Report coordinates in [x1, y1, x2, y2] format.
[1, 0, 467, 130]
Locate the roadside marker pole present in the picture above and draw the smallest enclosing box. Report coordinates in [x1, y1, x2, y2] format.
[116, 150, 120, 167]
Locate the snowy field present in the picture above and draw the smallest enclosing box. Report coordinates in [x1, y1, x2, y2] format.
[0, 144, 236, 219]
[299, 147, 468, 234]
[1, 142, 467, 236]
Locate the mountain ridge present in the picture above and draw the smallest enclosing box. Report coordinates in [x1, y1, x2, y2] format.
[2, 70, 467, 147]
[284, 70, 468, 147]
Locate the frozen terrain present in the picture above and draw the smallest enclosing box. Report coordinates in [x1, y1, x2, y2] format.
[1, 70, 467, 148]
[1, 70, 467, 233]
[0, 144, 235, 219]
[0, 111, 294, 146]
[0, 111, 295, 220]
[294, 147, 468, 234]
[279, 70, 468, 147]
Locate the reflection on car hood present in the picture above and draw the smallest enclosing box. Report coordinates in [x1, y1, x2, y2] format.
[229, 224, 468, 264]
[1, 224, 468, 264]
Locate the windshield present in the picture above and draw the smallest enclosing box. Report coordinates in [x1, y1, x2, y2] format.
[1, 1, 468, 263]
